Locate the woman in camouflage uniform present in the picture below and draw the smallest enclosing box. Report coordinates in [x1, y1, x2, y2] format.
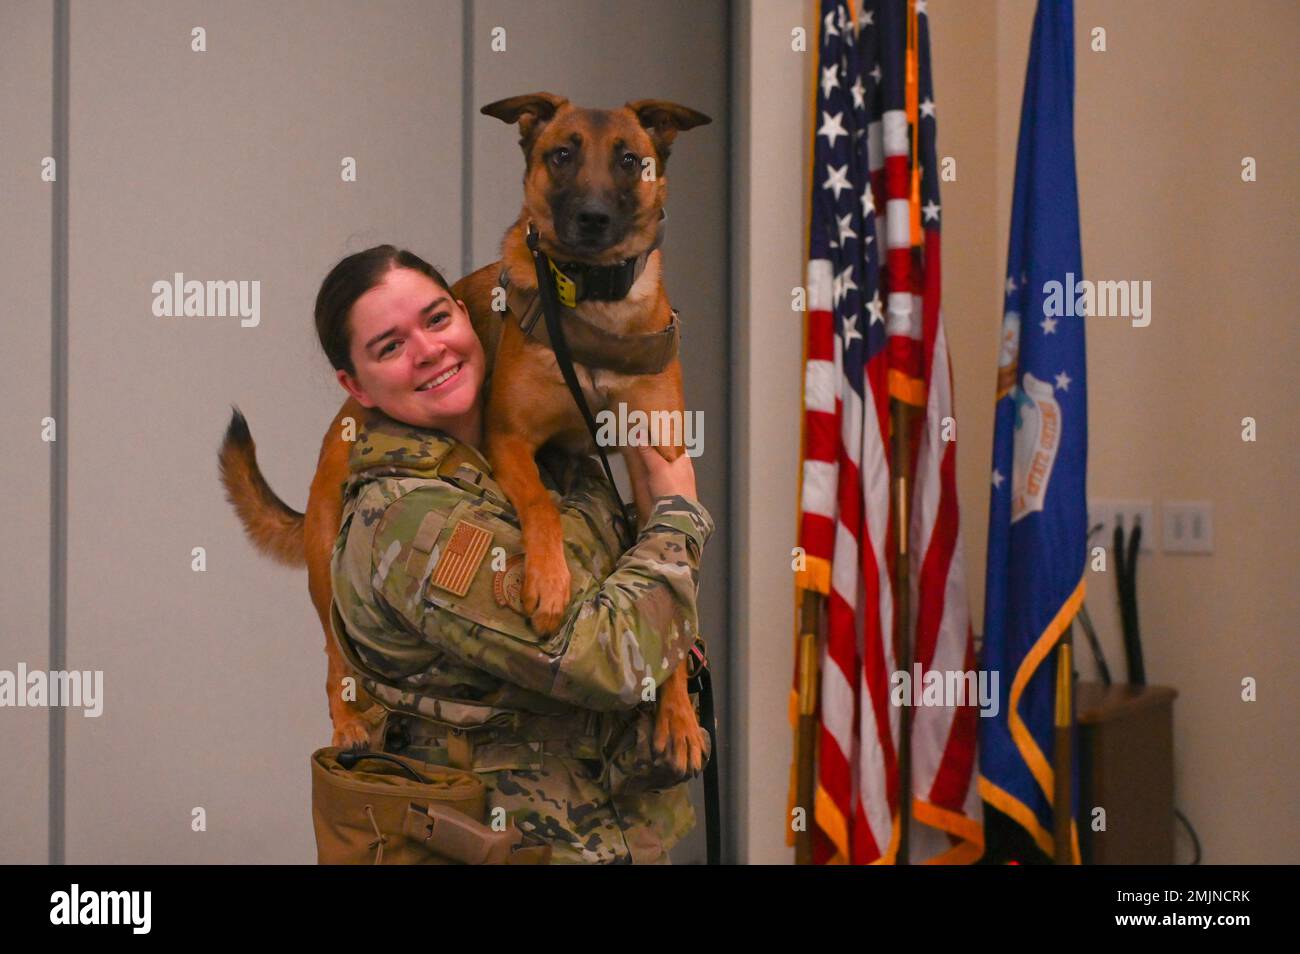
[317, 246, 713, 864]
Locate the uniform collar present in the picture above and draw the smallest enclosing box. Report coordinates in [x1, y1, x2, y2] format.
[347, 409, 511, 507]
[349, 409, 458, 476]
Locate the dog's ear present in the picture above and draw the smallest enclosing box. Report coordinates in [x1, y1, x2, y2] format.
[625, 100, 712, 171]
[481, 92, 570, 157]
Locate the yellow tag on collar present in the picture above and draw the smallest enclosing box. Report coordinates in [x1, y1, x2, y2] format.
[548, 257, 578, 308]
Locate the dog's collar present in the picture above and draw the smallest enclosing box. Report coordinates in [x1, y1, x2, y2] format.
[498, 259, 680, 377]
[527, 208, 667, 307]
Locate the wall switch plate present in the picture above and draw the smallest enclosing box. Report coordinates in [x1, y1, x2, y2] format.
[1162, 500, 1213, 554]
[1088, 498, 1155, 553]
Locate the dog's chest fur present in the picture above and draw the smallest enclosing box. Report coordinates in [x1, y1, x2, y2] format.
[528, 253, 664, 405]
[528, 333, 650, 408]
[516, 255, 669, 454]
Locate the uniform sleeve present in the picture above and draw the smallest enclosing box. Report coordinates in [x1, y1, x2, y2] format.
[369, 485, 714, 712]
[550, 493, 713, 709]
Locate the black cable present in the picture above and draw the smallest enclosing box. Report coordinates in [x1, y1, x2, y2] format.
[1125, 521, 1145, 685]
[1079, 522, 1113, 684]
[336, 750, 429, 784]
[1113, 523, 1133, 678]
[1175, 808, 1201, 865]
[1076, 604, 1111, 687]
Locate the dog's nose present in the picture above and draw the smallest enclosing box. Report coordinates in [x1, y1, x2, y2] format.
[575, 207, 611, 235]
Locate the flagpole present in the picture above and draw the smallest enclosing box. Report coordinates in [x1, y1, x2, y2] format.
[892, 399, 914, 865]
[794, 591, 822, 864]
[1052, 622, 1074, 863]
[893, 0, 921, 868]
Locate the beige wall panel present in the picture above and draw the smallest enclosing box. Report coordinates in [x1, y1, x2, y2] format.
[65, 0, 462, 862]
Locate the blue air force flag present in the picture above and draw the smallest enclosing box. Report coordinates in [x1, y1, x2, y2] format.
[979, 0, 1087, 862]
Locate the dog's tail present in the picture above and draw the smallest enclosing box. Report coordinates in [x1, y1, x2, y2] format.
[218, 406, 307, 567]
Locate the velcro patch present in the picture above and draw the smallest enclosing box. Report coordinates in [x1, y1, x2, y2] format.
[430, 520, 493, 597]
[412, 511, 448, 553]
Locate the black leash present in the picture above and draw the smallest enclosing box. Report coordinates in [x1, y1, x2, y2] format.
[526, 224, 623, 502]
[687, 641, 721, 866]
[524, 223, 722, 865]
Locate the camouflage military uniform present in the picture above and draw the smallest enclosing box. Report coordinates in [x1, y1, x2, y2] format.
[330, 409, 714, 864]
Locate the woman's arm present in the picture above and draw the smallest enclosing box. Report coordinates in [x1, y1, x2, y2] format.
[364, 480, 714, 711]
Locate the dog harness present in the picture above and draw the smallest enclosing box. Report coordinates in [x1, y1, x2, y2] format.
[497, 208, 680, 376]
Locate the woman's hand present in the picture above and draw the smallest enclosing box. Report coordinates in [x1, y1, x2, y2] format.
[632, 444, 698, 503]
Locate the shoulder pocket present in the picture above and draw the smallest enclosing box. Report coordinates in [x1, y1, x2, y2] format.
[418, 497, 580, 657]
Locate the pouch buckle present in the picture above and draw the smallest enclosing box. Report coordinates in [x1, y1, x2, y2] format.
[384, 720, 411, 753]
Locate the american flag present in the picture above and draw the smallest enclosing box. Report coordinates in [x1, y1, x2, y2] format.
[791, 0, 983, 865]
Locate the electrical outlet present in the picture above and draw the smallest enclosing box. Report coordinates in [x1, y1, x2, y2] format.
[1088, 498, 1155, 553]
[1162, 500, 1213, 554]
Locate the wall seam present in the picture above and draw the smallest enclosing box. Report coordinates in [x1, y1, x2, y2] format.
[49, 0, 70, 867]
[461, 0, 474, 277]
[722, 0, 737, 865]
[726, 0, 751, 865]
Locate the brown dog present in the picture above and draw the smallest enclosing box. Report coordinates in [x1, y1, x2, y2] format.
[220, 91, 710, 773]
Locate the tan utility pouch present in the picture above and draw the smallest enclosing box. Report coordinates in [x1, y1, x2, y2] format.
[311, 747, 551, 865]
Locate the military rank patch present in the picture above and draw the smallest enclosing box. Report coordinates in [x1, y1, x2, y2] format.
[430, 520, 493, 597]
[492, 551, 526, 614]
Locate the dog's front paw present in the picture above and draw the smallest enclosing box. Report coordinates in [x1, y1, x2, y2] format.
[521, 553, 571, 636]
[332, 715, 373, 752]
[653, 691, 708, 777]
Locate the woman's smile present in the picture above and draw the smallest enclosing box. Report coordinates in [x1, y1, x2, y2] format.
[415, 361, 464, 392]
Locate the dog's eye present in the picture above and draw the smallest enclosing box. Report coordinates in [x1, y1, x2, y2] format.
[620, 152, 637, 171]
[550, 147, 571, 167]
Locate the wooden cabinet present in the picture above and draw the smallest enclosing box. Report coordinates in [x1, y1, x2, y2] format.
[1077, 683, 1178, 864]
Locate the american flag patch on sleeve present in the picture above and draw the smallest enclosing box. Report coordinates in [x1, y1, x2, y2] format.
[429, 519, 494, 597]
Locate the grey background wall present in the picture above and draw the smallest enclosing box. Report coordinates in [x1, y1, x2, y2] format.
[0, 1, 54, 866]
[2, 0, 728, 864]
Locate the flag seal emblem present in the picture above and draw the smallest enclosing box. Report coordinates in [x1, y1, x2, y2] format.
[1012, 371, 1063, 523]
